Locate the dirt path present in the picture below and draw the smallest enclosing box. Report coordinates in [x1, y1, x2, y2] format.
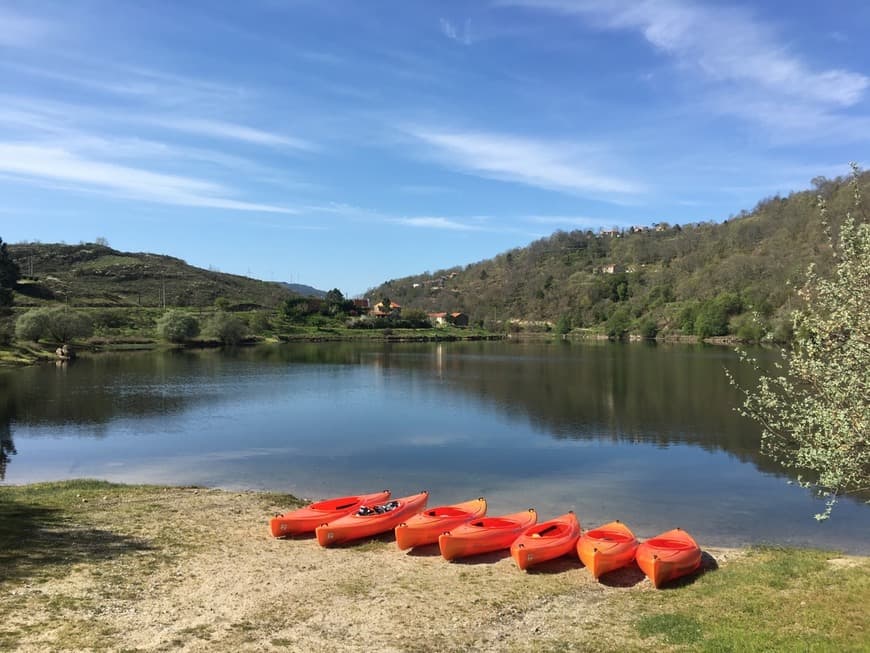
[2, 487, 736, 652]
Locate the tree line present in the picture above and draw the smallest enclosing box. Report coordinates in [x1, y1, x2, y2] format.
[370, 172, 869, 341]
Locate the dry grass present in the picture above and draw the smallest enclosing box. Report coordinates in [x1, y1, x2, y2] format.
[1, 481, 866, 652]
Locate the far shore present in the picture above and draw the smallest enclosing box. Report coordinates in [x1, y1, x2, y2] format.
[0, 329, 746, 369]
[1, 480, 867, 652]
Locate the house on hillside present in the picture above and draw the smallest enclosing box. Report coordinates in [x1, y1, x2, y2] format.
[449, 312, 469, 327]
[599, 263, 625, 274]
[372, 300, 401, 318]
[427, 311, 469, 327]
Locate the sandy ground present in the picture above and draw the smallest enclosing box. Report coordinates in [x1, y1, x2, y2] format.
[3, 487, 736, 652]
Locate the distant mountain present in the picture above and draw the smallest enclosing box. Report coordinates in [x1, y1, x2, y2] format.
[369, 172, 869, 339]
[279, 283, 326, 298]
[8, 243, 294, 309]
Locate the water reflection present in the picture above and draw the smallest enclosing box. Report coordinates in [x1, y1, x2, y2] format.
[2, 342, 868, 555]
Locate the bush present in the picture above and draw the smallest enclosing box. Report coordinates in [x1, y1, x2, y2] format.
[638, 318, 659, 339]
[734, 314, 766, 343]
[15, 306, 93, 343]
[156, 310, 199, 343]
[247, 311, 272, 334]
[606, 307, 631, 339]
[15, 309, 48, 341]
[205, 311, 246, 345]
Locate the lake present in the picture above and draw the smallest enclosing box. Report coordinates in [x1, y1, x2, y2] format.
[1, 341, 868, 553]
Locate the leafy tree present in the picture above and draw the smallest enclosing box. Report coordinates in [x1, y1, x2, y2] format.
[325, 288, 344, 305]
[0, 237, 20, 307]
[205, 311, 246, 345]
[638, 318, 659, 339]
[729, 165, 869, 519]
[156, 310, 200, 343]
[15, 309, 49, 341]
[281, 296, 314, 322]
[15, 306, 92, 343]
[400, 308, 430, 328]
[555, 315, 571, 335]
[606, 307, 631, 340]
[0, 237, 19, 289]
[248, 310, 272, 334]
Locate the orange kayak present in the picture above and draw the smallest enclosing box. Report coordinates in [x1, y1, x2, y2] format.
[511, 511, 581, 571]
[395, 497, 487, 550]
[269, 490, 390, 537]
[577, 520, 639, 579]
[315, 492, 429, 547]
[439, 509, 537, 561]
[635, 528, 702, 588]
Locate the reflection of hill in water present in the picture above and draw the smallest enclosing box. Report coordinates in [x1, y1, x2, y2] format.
[1, 342, 778, 477]
[353, 341, 777, 474]
[0, 351, 223, 433]
[245, 341, 777, 472]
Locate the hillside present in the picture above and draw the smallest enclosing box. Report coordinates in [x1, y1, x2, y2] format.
[7, 243, 294, 309]
[370, 172, 869, 339]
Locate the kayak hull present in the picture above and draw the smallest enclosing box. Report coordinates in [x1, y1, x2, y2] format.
[511, 512, 581, 570]
[439, 509, 538, 561]
[395, 498, 487, 550]
[269, 490, 390, 537]
[577, 520, 639, 580]
[315, 492, 429, 547]
[635, 528, 702, 588]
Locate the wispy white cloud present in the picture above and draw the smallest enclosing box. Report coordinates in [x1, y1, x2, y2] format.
[501, 0, 869, 107]
[145, 117, 315, 150]
[0, 143, 298, 214]
[406, 127, 643, 196]
[440, 18, 473, 45]
[0, 7, 52, 47]
[395, 216, 482, 231]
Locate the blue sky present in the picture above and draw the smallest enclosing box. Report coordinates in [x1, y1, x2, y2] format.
[1, 1, 868, 296]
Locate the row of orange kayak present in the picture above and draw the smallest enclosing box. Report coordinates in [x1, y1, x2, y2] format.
[269, 490, 703, 588]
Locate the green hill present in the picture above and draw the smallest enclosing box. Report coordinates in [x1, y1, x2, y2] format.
[370, 172, 869, 340]
[7, 243, 293, 310]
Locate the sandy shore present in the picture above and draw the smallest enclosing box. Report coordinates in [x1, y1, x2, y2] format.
[1, 486, 746, 652]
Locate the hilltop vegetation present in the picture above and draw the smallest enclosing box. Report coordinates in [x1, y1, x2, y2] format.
[371, 172, 870, 340]
[7, 242, 293, 309]
[0, 242, 481, 362]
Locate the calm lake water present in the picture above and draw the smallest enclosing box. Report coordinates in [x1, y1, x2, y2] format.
[1, 341, 868, 553]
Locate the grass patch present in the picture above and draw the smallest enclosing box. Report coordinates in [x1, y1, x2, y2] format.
[637, 613, 703, 645]
[630, 546, 870, 652]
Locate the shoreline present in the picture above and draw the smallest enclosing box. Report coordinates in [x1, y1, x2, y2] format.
[1, 481, 867, 651]
[0, 331, 753, 369]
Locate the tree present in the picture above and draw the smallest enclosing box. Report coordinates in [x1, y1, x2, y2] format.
[729, 164, 869, 520]
[156, 310, 200, 343]
[606, 307, 631, 340]
[15, 309, 49, 341]
[205, 311, 246, 345]
[325, 288, 344, 305]
[14, 306, 93, 343]
[0, 237, 20, 307]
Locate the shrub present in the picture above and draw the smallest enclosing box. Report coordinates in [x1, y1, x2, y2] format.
[156, 310, 199, 343]
[15, 306, 93, 343]
[205, 311, 246, 345]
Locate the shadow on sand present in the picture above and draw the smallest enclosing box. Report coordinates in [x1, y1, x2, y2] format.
[0, 496, 153, 585]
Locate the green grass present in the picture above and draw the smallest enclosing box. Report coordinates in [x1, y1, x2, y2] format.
[2, 482, 867, 652]
[630, 546, 870, 652]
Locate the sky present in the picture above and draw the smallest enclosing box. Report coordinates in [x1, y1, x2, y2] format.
[1, 1, 868, 296]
